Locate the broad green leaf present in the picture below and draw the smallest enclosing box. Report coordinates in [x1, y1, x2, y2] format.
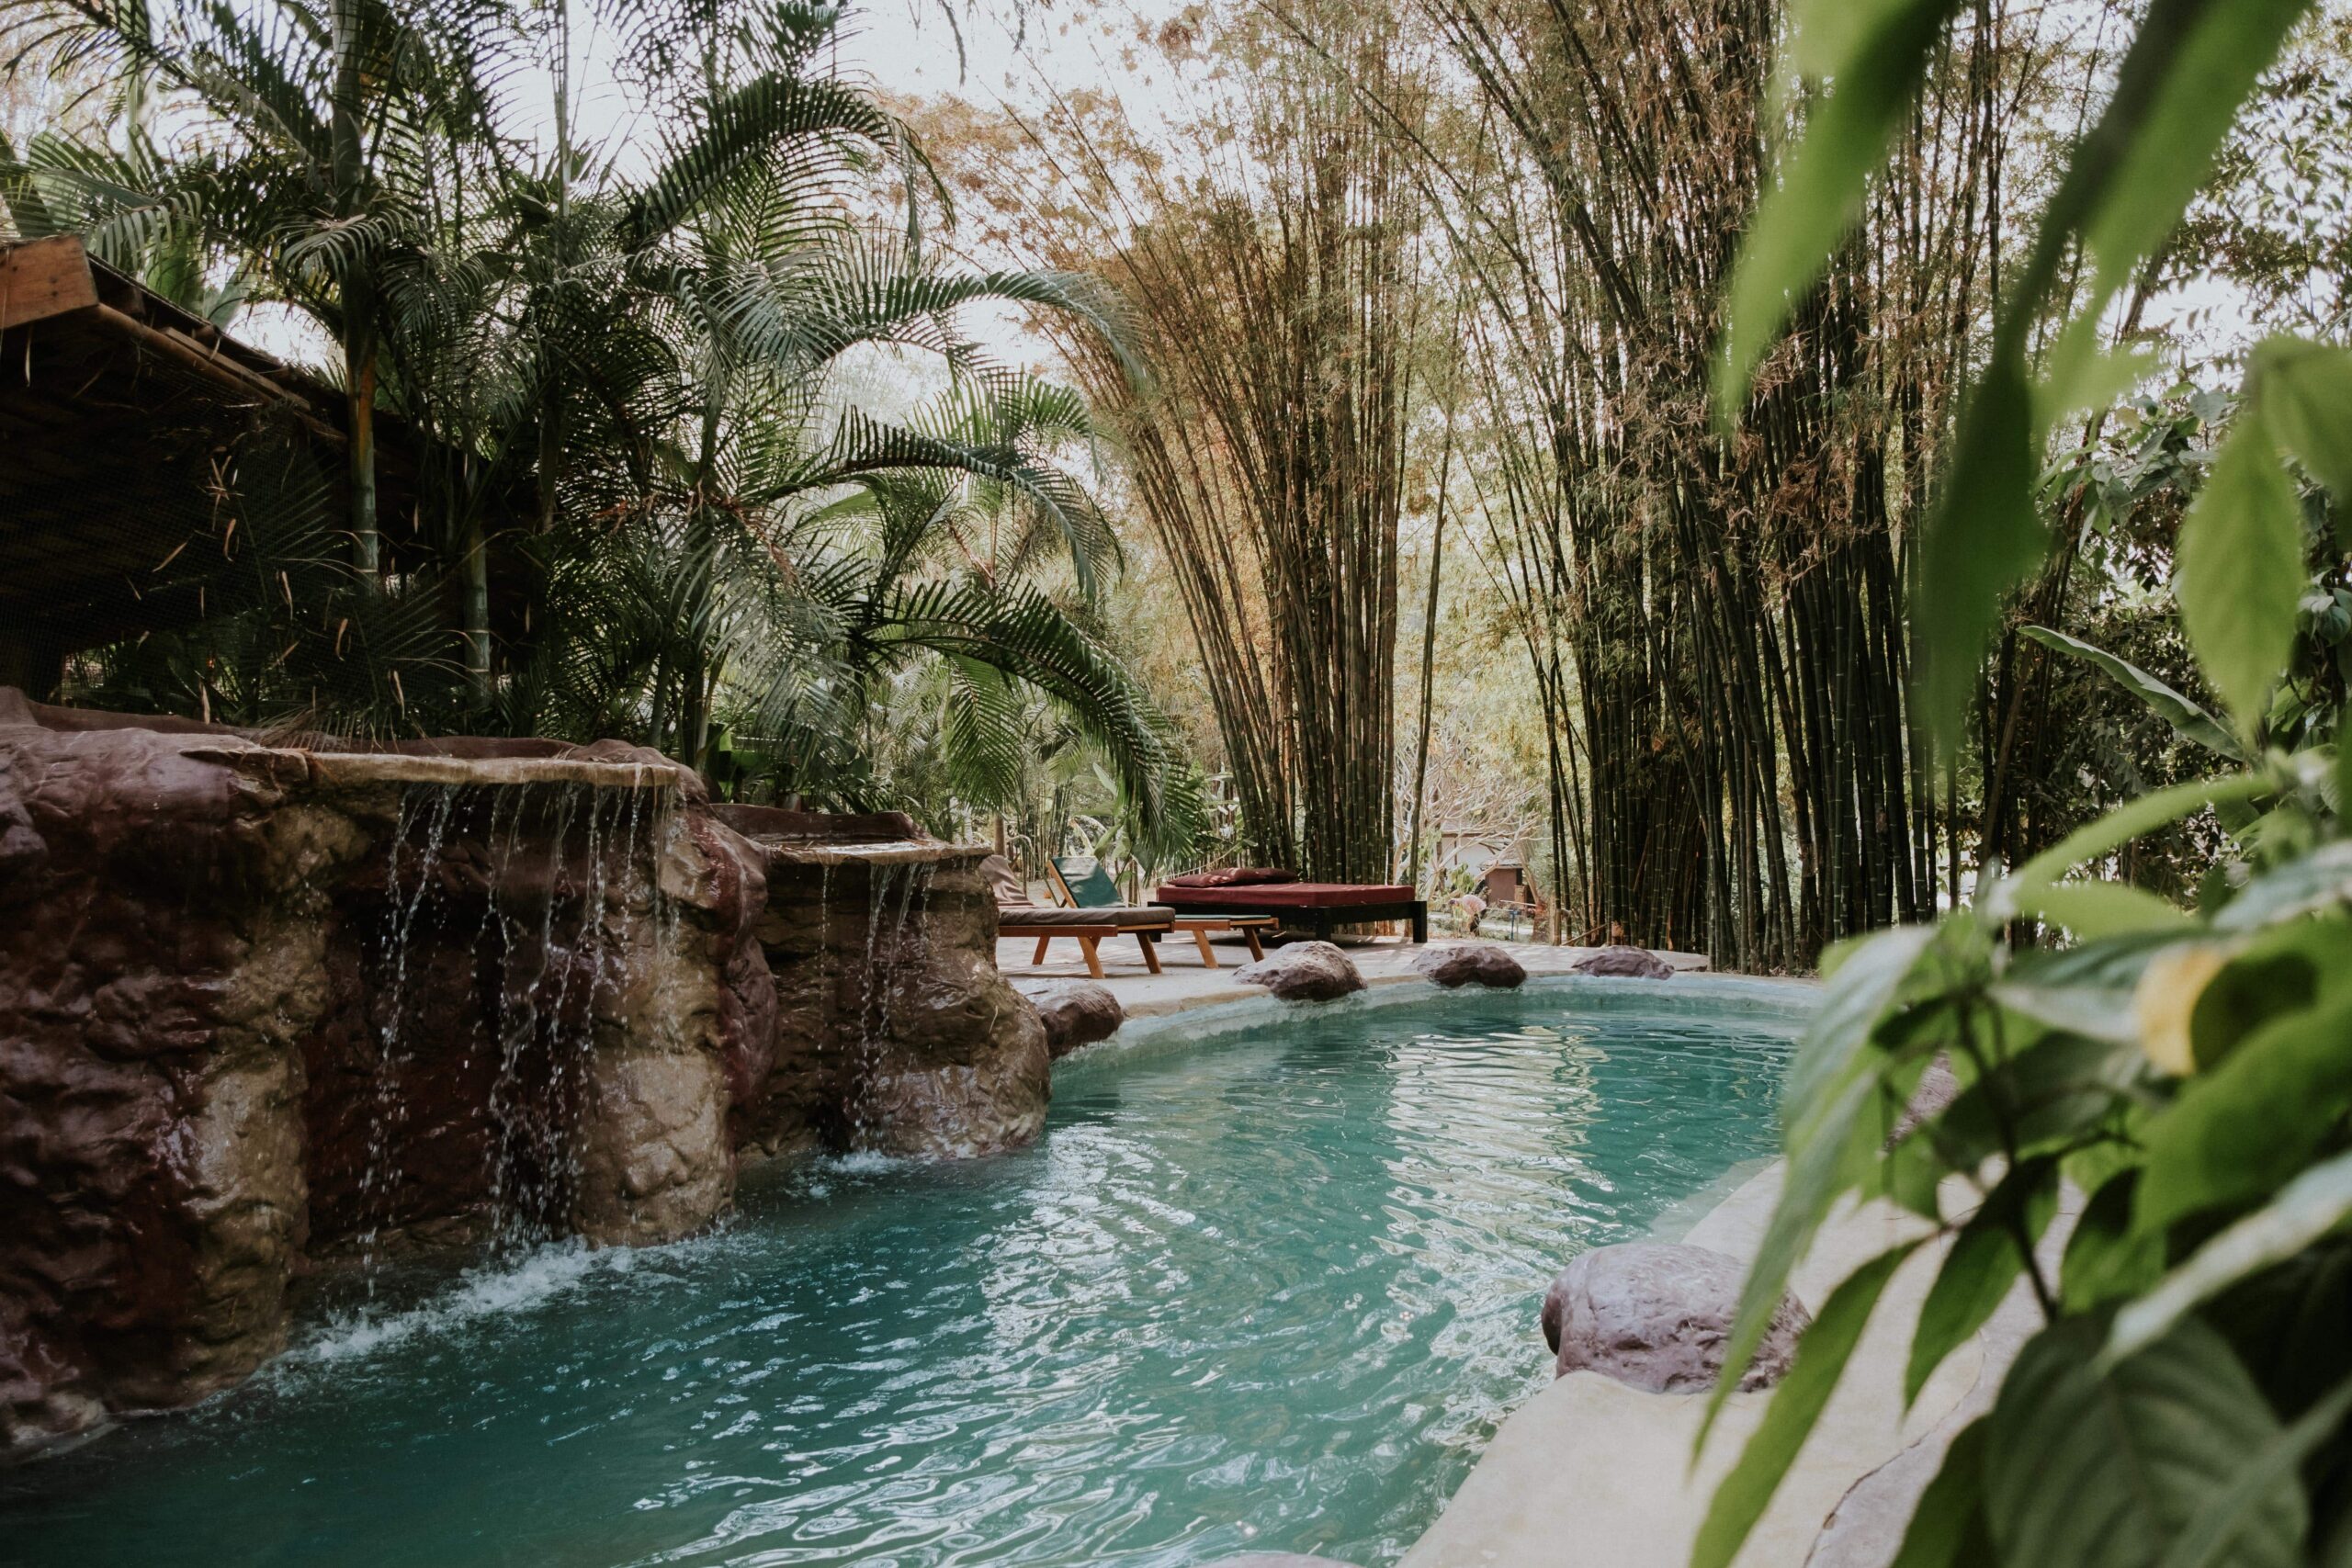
[1917, 357, 2043, 755]
[2155, 1375, 2352, 1568]
[2021, 624, 2241, 760]
[1906, 1156, 2059, 1406]
[2255, 337, 2352, 515]
[1917, 1032, 2148, 1172]
[1792, 0, 1929, 77]
[2112, 1148, 2352, 1361]
[1888, 1416, 1995, 1568]
[2013, 879, 2190, 941]
[2176, 412, 2308, 742]
[1716, 0, 1957, 417]
[1690, 1241, 1922, 1568]
[1986, 1316, 2303, 1568]
[2009, 771, 2280, 898]
[2047, 0, 2316, 406]
[1704, 926, 1935, 1436]
[2042, 344, 2162, 427]
[2214, 841, 2352, 930]
[2137, 994, 2352, 1234]
[2063, 1171, 2166, 1314]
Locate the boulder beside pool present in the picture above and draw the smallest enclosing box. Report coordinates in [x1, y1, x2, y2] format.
[1541, 1241, 1811, 1392]
[1234, 941, 1365, 1002]
[1569, 943, 1677, 979]
[1411, 943, 1528, 988]
[1015, 978, 1125, 1057]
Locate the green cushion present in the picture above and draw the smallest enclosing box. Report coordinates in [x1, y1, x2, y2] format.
[1052, 855, 1126, 908]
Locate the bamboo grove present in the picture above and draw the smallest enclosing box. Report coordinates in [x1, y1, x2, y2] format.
[949, 0, 2110, 970]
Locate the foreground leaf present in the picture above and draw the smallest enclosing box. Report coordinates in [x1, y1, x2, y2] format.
[1917, 358, 2041, 754]
[2137, 994, 2352, 1233]
[2253, 337, 2352, 518]
[2175, 411, 2307, 743]
[2113, 1149, 2352, 1361]
[1705, 926, 1935, 1434]
[2013, 880, 2190, 941]
[1888, 1416, 1994, 1568]
[1691, 1241, 1923, 1568]
[1986, 1316, 2303, 1568]
[1906, 1156, 2059, 1406]
[2154, 1376, 2352, 1568]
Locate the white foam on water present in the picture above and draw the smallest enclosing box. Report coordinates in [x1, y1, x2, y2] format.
[282, 1243, 655, 1371]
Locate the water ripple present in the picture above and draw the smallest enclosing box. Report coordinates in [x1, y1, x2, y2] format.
[1, 988, 1797, 1568]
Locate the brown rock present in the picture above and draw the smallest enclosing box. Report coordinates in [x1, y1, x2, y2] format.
[1233, 941, 1365, 1002]
[1014, 979, 1125, 1057]
[1410, 943, 1528, 988]
[1541, 1241, 1810, 1393]
[732, 843, 1052, 1160]
[1569, 943, 1677, 979]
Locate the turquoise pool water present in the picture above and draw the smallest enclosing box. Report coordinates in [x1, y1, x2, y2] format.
[3, 981, 1802, 1568]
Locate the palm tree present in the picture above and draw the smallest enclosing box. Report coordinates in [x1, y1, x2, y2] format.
[7, 0, 1185, 828]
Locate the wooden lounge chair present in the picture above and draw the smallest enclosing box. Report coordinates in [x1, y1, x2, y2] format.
[1047, 856, 1275, 969]
[1152, 871, 1430, 943]
[984, 855, 1174, 977]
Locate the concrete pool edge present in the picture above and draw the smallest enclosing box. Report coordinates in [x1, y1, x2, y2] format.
[1396, 1156, 2065, 1568]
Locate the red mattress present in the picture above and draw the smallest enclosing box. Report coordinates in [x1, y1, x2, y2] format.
[1153, 881, 1416, 910]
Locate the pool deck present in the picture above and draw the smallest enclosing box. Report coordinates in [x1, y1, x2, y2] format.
[1396, 1165, 2067, 1568]
[994, 932, 1713, 1017]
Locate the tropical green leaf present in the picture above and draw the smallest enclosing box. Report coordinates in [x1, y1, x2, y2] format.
[1917, 356, 2042, 754]
[2175, 411, 2308, 742]
[1906, 1156, 2058, 1407]
[2137, 993, 2352, 1235]
[1986, 1316, 2303, 1568]
[2114, 1149, 2352, 1361]
[2013, 880, 2191, 941]
[2214, 842, 2352, 931]
[2021, 625, 2240, 760]
[2064, 1172, 2167, 1314]
[1887, 1416, 1995, 1568]
[1704, 926, 1936, 1437]
[2253, 336, 2352, 512]
[2156, 1376, 2352, 1568]
[1691, 1241, 1923, 1568]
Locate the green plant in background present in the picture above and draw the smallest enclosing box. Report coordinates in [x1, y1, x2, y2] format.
[1702, 0, 2352, 1563]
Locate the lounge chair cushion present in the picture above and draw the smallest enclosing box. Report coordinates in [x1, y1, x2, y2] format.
[998, 904, 1175, 931]
[979, 853, 1029, 907]
[1161, 866, 1299, 888]
[1153, 881, 1416, 910]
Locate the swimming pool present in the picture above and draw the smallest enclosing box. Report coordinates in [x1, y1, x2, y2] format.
[2, 980, 1804, 1568]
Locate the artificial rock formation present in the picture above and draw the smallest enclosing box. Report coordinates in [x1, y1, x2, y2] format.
[0, 698, 1045, 1460]
[1570, 943, 1678, 979]
[1233, 941, 1366, 1002]
[1541, 1241, 1811, 1393]
[1013, 979, 1125, 1058]
[718, 807, 1048, 1161]
[1411, 943, 1529, 988]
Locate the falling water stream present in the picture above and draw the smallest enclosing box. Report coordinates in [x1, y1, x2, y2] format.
[354, 774, 675, 1266]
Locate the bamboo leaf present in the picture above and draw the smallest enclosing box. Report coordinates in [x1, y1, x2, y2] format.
[2021, 625, 2240, 760]
[1690, 1241, 1923, 1568]
[2012, 880, 2191, 941]
[2176, 411, 2308, 742]
[1716, 0, 1958, 417]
